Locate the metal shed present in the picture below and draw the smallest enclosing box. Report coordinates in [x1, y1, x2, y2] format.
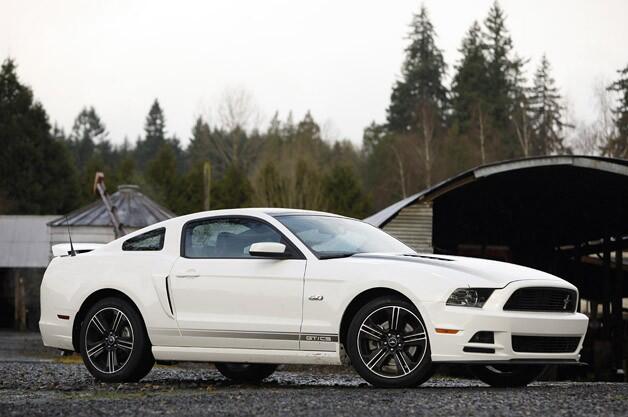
[0, 215, 58, 330]
[365, 155, 628, 380]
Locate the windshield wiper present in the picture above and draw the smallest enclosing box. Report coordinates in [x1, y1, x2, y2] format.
[319, 252, 360, 260]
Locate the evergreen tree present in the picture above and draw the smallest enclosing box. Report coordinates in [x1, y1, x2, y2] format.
[267, 111, 282, 140]
[176, 161, 204, 214]
[166, 134, 186, 173]
[257, 161, 288, 207]
[483, 2, 516, 123]
[602, 63, 628, 158]
[263, 112, 284, 157]
[323, 165, 371, 218]
[115, 156, 135, 185]
[281, 111, 297, 139]
[69, 106, 109, 167]
[362, 121, 388, 157]
[68, 106, 113, 202]
[387, 5, 448, 133]
[293, 159, 325, 210]
[187, 116, 212, 166]
[529, 55, 568, 155]
[386, 5, 447, 186]
[211, 164, 253, 209]
[136, 99, 166, 167]
[451, 21, 489, 133]
[0, 58, 79, 214]
[146, 143, 180, 212]
[362, 123, 409, 207]
[296, 111, 321, 142]
[482, 1, 523, 157]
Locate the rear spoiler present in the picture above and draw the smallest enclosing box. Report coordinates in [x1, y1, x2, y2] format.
[52, 243, 104, 257]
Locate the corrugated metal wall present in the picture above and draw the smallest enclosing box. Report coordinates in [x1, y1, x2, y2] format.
[382, 202, 433, 253]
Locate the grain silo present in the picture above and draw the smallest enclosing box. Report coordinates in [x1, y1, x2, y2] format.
[48, 184, 174, 248]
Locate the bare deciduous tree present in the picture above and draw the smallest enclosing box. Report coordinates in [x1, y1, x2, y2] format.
[391, 144, 407, 198]
[217, 87, 261, 132]
[414, 101, 438, 187]
[570, 80, 616, 155]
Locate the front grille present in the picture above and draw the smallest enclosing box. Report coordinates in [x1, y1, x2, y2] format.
[512, 336, 581, 353]
[504, 287, 577, 312]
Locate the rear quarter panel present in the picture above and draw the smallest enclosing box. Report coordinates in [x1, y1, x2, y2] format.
[40, 229, 181, 350]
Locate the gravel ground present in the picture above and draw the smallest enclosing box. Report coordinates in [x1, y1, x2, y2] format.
[0, 333, 626, 417]
[0, 360, 627, 417]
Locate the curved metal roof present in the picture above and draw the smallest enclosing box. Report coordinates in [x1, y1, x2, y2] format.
[364, 155, 628, 227]
[49, 185, 174, 228]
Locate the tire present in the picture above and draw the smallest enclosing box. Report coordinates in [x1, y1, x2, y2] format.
[214, 363, 277, 383]
[346, 296, 433, 388]
[79, 297, 155, 382]
[470, 364, 546, 387]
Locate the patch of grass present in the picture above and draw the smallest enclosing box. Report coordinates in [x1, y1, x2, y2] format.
[55, 355, 83, 364]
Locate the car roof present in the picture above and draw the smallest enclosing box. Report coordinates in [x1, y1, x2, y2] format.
[163, 208, 343, 226]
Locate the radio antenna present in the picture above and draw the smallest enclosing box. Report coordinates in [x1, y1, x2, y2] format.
[65, 215, 76, 256]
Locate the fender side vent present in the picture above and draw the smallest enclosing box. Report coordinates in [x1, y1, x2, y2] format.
[165, 276, 174, 315]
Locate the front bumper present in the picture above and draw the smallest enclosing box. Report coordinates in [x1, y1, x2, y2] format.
[424, 281, 589, 363]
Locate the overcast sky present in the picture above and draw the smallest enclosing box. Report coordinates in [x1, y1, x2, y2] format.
[2, 0, 627, 146]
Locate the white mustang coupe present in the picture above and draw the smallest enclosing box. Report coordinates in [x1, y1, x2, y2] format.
[40, 209, 588, 388]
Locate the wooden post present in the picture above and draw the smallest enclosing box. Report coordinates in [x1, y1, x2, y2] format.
[574, 243, 581, 313]
[603, 236, 612, 339]
[13, 272, 26, 331]
[614, 244, 625, 380]
[203, 161, 211, 211]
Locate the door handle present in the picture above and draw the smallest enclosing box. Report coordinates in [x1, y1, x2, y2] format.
[176, 270, 199, 278]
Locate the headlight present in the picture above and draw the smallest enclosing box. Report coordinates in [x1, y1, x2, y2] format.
[446, 288, 495, 308]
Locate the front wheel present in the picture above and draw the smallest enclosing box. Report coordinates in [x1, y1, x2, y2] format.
[470, 364, 546, 387]
[79, 297, 154, 382]
[214, 363, 277, 383]
[346, 296, 434, 388]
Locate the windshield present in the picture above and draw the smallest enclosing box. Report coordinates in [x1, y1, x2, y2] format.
[275, 215, 415, 259]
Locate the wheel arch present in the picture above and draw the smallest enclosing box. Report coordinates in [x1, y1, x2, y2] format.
[72, 288, 148, 353]
[338, 287, 414, 349]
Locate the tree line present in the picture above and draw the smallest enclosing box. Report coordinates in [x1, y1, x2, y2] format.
[0, 1, 626, 219]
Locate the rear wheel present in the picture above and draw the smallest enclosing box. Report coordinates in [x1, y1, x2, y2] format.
[214, 363, 277, 383]
[346, 296, 434, 388]
[80, 297, 154, 382]
[470, 364, 546, 387]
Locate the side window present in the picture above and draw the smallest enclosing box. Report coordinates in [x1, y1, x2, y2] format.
[122, 228, 165, 251]
[183, 218, 285, 258]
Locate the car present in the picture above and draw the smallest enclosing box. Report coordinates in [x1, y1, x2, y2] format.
[40, 208, 588, 388]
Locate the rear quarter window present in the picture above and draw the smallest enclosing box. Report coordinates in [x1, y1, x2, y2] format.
[122, 228, 165, 251]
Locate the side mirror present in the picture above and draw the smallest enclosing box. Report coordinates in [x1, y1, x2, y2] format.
[249, 242, 288, 258]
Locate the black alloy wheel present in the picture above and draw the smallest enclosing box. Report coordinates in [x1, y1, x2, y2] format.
[347, 296, 434, 388]
[214, 363, 278, 383]
[80, 297, 154, 382]
[470, 364, 547, 387]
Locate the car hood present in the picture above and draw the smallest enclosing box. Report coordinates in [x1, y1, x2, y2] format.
[350, 253, 564, 288]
